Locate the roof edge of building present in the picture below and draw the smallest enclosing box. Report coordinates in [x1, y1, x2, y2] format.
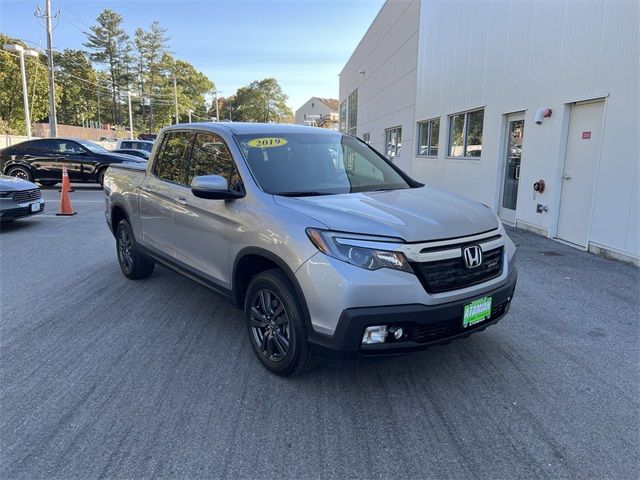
[339, 0, 389, 77]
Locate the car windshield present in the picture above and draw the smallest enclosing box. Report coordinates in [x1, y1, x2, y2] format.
[236, 133, 412, 196]
[76, 139, 109, 154]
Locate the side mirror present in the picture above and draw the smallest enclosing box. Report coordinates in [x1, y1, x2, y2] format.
[191, 175, 244, 200]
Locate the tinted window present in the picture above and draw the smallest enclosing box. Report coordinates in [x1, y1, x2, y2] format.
[123, 141, 152, 152]
[54, 141, 84, 154]
[31, 139, 59, 153]
[154, 132, 193, 184]
[188, 133, 240, 190]
[10, 141, 31, 152]
[135, 142, 153, 152]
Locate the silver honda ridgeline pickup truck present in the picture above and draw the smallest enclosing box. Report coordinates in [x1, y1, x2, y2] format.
[104, 123, 517, 376]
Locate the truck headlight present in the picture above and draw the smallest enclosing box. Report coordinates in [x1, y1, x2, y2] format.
[306, 228, 412, 273]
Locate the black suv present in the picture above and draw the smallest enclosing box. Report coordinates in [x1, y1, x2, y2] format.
[0, 138, 145, 187]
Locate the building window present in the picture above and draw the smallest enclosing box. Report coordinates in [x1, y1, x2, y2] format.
[448, 109, 484, 157]
[339, 100, 347, 132]
[385, 126, 402, 158]
[417, 118, 440, 156]
[362, 132, 370, 144]
[348, 89, 358, 136]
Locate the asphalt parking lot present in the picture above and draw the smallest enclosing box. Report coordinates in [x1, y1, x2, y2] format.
[1, 186, 638, 479]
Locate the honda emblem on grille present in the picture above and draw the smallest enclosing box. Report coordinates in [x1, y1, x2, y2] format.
[462, 245, 483, 269]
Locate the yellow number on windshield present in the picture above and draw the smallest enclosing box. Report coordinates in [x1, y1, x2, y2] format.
[247, 137, 288, 148]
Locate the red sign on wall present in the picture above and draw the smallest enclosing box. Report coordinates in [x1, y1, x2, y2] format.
[582, 131, 592, 139]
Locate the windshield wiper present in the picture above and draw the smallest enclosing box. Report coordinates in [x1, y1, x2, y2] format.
[275, 191, 333, 197]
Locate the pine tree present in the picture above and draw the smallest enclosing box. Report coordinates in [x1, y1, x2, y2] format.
[83, 9, 131, 125]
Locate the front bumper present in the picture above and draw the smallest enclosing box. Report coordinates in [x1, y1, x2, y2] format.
[308, 268, 517, 357]
[0, 199, 45, 221]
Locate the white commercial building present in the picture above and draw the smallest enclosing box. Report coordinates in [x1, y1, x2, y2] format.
[340, 0, 639, 264]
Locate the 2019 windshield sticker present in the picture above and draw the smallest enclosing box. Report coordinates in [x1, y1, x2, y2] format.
[247, 137, 288, 148]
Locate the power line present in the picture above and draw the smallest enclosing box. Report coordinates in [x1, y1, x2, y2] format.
[63, 6, 92, 29]
[56, 70, 194, 107]
[58, 12, 86, 35]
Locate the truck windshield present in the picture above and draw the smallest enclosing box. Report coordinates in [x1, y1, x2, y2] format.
[236, 133, 412, 196]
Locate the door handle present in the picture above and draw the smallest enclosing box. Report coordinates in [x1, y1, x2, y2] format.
[562, 174, 572, 181]
[175, 197, 188, 205]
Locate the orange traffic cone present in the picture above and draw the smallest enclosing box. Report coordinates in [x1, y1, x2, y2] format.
[56, 164, 76, 216]
[58, 167, 74, 192]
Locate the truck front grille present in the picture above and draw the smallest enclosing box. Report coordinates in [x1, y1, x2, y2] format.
[412, 247, 503, 293]
[13, 189, 42, 204]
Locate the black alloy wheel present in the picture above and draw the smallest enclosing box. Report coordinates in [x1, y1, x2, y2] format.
[117, 225, 134, 275]
[244, 269, 316, 376]
[250, 288, 291, 362]
[115, 219, 154, 280]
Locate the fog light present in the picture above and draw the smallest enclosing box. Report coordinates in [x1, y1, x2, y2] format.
[389, 326, 404, 340]
[362, 325, 387, 344]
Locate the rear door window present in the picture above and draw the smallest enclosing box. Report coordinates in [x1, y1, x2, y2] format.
[33, 139, 61, 153]
[154, 132, 193, 184]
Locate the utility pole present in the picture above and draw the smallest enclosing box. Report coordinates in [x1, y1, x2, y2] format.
[127, 91, 134, 139]
[3, 45, 39, 138]
[43, 0, 57, 136]
[188, 109, 192, 123]
[173, 74, 179, 124]
[97, 89, 101, 128]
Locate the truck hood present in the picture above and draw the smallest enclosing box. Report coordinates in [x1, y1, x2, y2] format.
[273, 186, 499, 242]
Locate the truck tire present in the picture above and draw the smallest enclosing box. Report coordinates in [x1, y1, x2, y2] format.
[115, 219, 154, 280]
[245, 269, 316, 376]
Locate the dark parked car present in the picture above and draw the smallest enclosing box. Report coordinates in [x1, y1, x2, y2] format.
[111, 148, 150, 160]
[0, 174, 45, 222]
[0, 138, 145, 187]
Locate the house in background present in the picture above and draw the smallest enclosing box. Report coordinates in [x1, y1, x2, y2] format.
[294, 97, 339, 129]
[340, 0, 639, 265]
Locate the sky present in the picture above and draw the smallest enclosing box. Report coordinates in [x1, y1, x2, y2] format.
[0, 0, 385, 112]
